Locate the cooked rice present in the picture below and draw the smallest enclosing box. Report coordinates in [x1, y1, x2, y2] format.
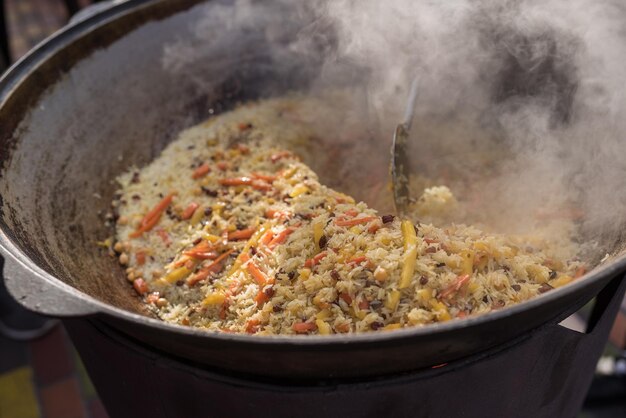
[111, 96, 585, 335]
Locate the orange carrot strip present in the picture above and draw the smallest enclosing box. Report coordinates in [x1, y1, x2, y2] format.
[246, 259, 269, 286]
[191, 163, 211, 179]
[183, 240, 212, 255]
[252, 172, 277, 182]
[130, 193, 175, 238]
[439, 274, 471, 299]
[155, 228, 171, 246]
[304, 251, 328, 268]
[268, 228, 295, 249]
[259, 230, 274, 246]
[185, 251, 218, 260]
[368, 224, 381, 234]
[271, 151, 292, 163]
[344, 209, 358, 217]
[136, 251, 146, 266]
[254, 288, 274, 306]
[217, 161, 229, 171]
[240, 253, 250, 263]
[358, 299, 370, 310]
[265, 208, 292, 220]
[181, 202, 200, 220]
[228, 228, 256, 241]
[245, 319, 260, 334]
[219, 177, 252, 186]
[187, 249, 235, 286]
[219, 298, 231, 320]
[574, 266, 586, 278]
[347, 256, 368, 266]
[133, 278, 149, 295]
[251, 180, 272, 191]
[335, 216, 377, 227]
[339, 292, 353, 305]
[292, 322, 317, 334]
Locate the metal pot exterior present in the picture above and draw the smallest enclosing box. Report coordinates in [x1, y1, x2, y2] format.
[1, 0, 626, 380]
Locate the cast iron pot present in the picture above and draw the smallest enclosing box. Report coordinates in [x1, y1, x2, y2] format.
[1, 0, 625, 381]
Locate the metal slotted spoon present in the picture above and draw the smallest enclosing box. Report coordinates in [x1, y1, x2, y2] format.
[391, 76, 420, 217]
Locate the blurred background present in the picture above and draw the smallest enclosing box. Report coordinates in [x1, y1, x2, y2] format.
[0, 1, 625, 417]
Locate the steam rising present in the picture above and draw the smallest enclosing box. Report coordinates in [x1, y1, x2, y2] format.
[164, 0, 626, 262]
[318, 0, 626, 261]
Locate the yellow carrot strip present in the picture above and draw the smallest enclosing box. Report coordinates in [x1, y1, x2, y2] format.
[385, 290, 401, 311]
[459, 249, 474, 276]
[190, 204, 206, 225]
[163, 266, 192, 284]
[399, 220, 418, 289]
[313, 221, 324, 252]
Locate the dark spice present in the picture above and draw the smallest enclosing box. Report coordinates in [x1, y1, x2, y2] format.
[131, 172, 140, 183]
[330, 270, 340, 281]
[419, 276, 429, 285]
[425, 247, 437, 254]
[204, 207, 213, 216]
[263, 287, 275, 298]
[201, 186, 219, 197]
[370, 321, 384, 330]
[131, 194, 141, 201]
[175, 280, 185, 287]
[538, 283, 553, 294]
[369, 300, 383, 310]
[250, 247, 257, 255]
[414, 225, 419, 235]
[166, 207, 179, 221]
[192, 238, 202, 245]
[272, 305, 283, 313]
[318, 234, 328, 249]
[511, 284, 521, 291]
[549, 270, 557, 280]
[436, 262, 446, 268]
[381, 214, 394, 224]
[288, 271, 296, 280]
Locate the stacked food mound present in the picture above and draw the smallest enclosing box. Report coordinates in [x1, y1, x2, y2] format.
[111, 97, 585, 335]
